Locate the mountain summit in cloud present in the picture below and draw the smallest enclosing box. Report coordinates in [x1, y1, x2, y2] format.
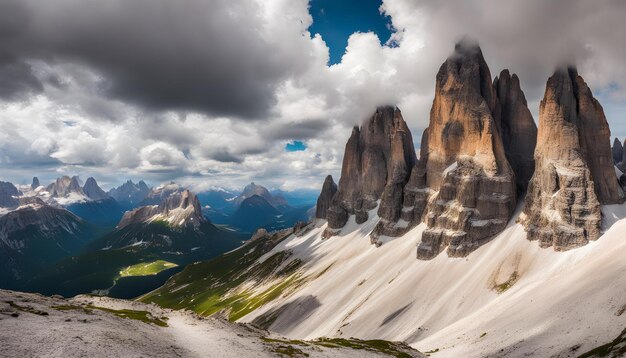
[325, 106, 417, 235]
[521, 66, 624, 249]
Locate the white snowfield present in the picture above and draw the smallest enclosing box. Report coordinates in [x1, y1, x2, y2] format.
[0, 290, 418, 358]
[241, 204, 626, 357]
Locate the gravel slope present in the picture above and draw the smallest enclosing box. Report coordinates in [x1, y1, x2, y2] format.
[0, 289, 422, 357]
[239, 205, 626, 357]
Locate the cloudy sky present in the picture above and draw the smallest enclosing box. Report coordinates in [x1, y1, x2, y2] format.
[1, 0, 625, 192]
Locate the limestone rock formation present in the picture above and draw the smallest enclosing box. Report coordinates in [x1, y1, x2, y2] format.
[31, 177, 40, 190]
[108, 180, 150, 206]
[118, 189, 205, 229]
[325, 106, 418, 231]
[315, 175, 337, 219]
[0, 181, 20, 208]
[46, 176, 84, 198]
[493, 70, 538, 194]
[415, 41, 517, 259]
[521, 67, 624, 250]
[612, 138, 623, 165]
[83, 177, 108, 200]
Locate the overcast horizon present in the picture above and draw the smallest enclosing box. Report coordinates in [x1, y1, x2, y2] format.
[1, 0, 626, 192]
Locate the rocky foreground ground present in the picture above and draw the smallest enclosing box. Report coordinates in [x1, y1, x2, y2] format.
[0, 289, 423, 358]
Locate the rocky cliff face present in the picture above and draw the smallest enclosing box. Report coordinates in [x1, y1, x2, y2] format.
[316, 44, 621, 258]
[521, 67, 623, 250]
[31, 177, 40, 190]
[575, 72, 624, 204]
[46, 176, 84, 198]
[325, 106, 418, 232]
[118, 189, 205, 229]
[138, 182, 183, 206]
[315, 175, 337, 219]
[621, 139, 626, 172]
[415, 42, 517, 259]
[493, 70, 538, 194]
[83, 177, 108, 200]
[0, 199, 81, 239]
[612, 138, 623, 165]
[108, 180, 150, 206]
[0, 181, 20, 208]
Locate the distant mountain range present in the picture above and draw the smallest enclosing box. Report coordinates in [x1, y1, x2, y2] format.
[198, 182, 315, 233]
[107, 179, 151, 209]
[0, 175, 316, 298]
[228, 194, 282, 232]
[0, 197, 104, 289]
[27, 185, 245, 298]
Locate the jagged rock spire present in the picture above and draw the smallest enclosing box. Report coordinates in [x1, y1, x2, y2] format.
[47, 176, 85, 197]
[494, 69, 538, 194]
[315, 175, 337, 219]
[0, 181, 19, 208]
[31, 177, 40, 190]
[521, 66, 624, 250]
[415, 41, 517, 259]
[83, 177, 108, 200]
[318, 43, 622, 258]
[325, 106, 417, 231]
[612, 138, 623, 165]
[117, 189, 205, 229]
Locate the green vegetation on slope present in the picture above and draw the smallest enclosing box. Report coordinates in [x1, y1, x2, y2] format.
[261, 336, 417, 358]
[88, 306, 168, 327]
[579, 327, 626, 358]
[25, 220, 245, 299]
[314, 338, 415, 358]
[0, 214, 106, 290]
[141, 228, 303, 320]
[493, 271, 519, 293]
[119, 260, 178, 277]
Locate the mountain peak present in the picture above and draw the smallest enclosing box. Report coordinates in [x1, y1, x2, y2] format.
[412, 43, 517, 258]
[108, 180, 151, 206]
[493, 69, 537, 194]
[521, 68, 624, 250]
[46, 175, 86, 199]
[324, 105, 417, 232]
[315, 175, 337, 219]
[242, 194, 274, 207]
[83, 177, 108, 200]
[612, 137, 623, 165]
[453, 37, 481, 56]
[117, 189, 205, 229]
[0, 181, 20, 209]
[31, 177, 40, 190]
[138, 180, 149, 190]
[234, 182, 288, 210]
[229, 194, 280, 233]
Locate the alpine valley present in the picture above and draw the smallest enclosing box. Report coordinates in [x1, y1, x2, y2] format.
[0, 177, 315, 298]
[2, 38, 626, 358]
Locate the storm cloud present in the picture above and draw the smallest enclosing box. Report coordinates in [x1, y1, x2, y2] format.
[1, 0, 626, 191]
[0, 0, 315, 119]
